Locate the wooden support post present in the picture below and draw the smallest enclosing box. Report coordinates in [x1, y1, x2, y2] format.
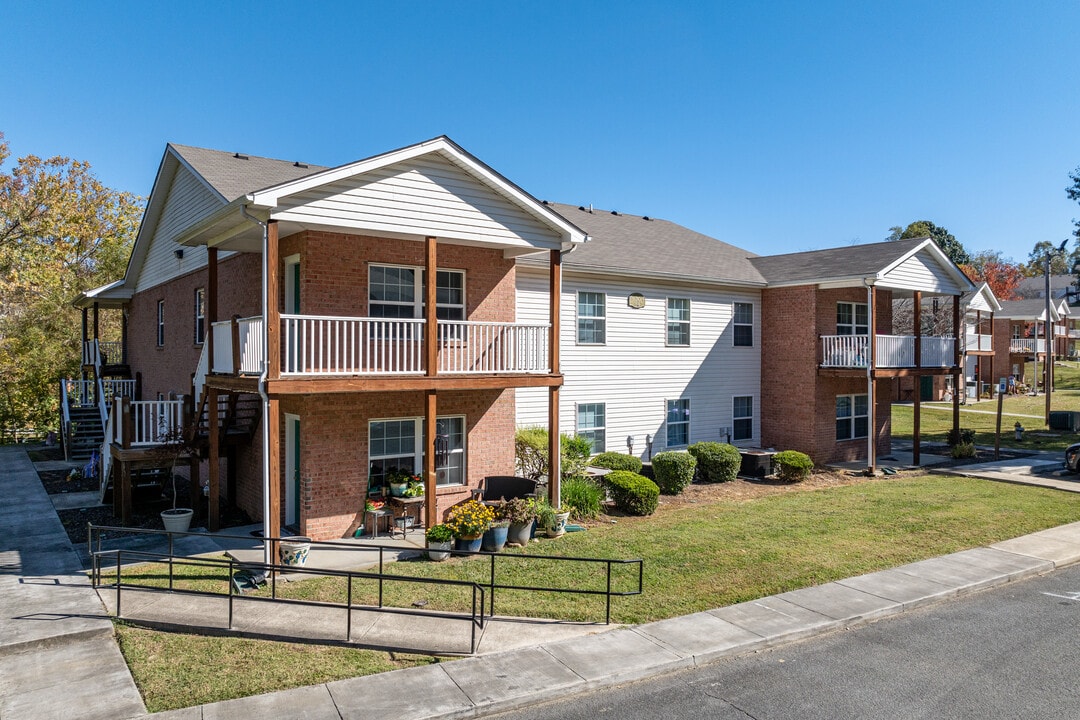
[867, 286, 877, 473]
[208, 386, 220, 532]
[81, 307, 88, 382]
[424, 389, 437, 528]
[267, 396, 281, 542]
[231, 315, 241, 375]
[549, 250, 561, 375]
[266, 220, 281, 380]
[121, 309, 129, 365]
[207, 247, 218, 366]
[549, 385, 560, 506]
[119, 460, 132, 525]
[93, 302, 100, 342]
[425, 236, 438, 377]
[912, 291, 921, 466]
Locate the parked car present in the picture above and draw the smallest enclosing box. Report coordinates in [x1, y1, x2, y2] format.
[1065, 443, 1080, 473]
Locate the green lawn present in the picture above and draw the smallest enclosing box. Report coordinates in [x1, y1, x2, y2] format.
[891, 361, 1080, 452]
[116, 473, 1080, 710]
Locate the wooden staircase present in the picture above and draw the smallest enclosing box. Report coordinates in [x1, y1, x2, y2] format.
[192, 391, 262, 453]
[66, 406, 104, 461]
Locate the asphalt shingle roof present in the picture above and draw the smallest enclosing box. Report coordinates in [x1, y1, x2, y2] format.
[997, 299, 1056, 319]
[168, 144, 328, 202]
[541, 202, 764, 285]
[749, 238, 928, 285]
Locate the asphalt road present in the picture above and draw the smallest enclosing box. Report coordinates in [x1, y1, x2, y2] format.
[486, 564, 1080, 719]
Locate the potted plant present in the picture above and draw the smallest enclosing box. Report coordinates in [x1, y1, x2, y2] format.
[445, 498, 494, 553]
[536, 497, 572, 538]
[387, 468, 419, 497]
[425, 524, 454, 561]
[153, 421, 197, 533]
[502, 497, 537, 546]
[403, 478, 425, 498]
[482, 500, 511, 552]
[278, 535, 312, 566]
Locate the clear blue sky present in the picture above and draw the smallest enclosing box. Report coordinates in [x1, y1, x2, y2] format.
[4, 1, 1079, 260]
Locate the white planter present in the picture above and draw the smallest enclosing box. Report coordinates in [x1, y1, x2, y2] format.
[279, 536, 312, 566]
[545, 511, 571, 538]
[160, 508, 193, 533]
[427, 540, 452, 561]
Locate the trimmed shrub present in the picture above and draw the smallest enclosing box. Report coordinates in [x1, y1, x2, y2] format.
[590, 451, 644, 474]
[773, 450, 813, 482]
[605, 470, 660, 516]
[561, 477, 604, 520]
[946, 428, 976, 447]
[687, 442, 741, 483]
[515, 428, 593, 481]
[651, 451, 696, 495]
[951, 442, 977, 459]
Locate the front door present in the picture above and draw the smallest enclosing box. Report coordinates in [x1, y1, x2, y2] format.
[285, 415, 300, 528]
[919, 375, 934, 402]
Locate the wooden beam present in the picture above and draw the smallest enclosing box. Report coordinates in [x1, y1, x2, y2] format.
[208, 386, 220, 532]
[267, 397, 281, 542]
[266, 373, 564, 394]
[266, 220, 281, 380]
[549, 250, 561, 375]
[424, 390, 437, 529]
[425, 237, 438, 377]
[204, 374, 260, 394]
[93, 302, 100, 342]
[207, 247, 218, 363]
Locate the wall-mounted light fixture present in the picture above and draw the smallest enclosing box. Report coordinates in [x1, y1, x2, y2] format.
[174, 249, 184, 260]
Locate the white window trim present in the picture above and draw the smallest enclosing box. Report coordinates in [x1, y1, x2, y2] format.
[665, 398, 690, 448]
[733, 301, 754, 347]
[575, 402, 607, 454]
[837, 302, 869, 336]
[368, 263, 466, 320]
[576, 291, 607, 345]
[194, 288, 205, 345]
[156, 300, 165, 347]
[732, 395, 753, 443]
[368, 414, 466, 487]
[836, 394, 869, 441]
[666, 297, 691, 347]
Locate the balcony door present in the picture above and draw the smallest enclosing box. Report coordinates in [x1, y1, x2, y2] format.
[285, 414, 300, 528]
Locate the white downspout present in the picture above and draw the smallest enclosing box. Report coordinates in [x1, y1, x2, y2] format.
[241, 205, 273, 566]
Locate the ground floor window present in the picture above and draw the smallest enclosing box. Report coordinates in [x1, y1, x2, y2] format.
[576, 402, 606, 454]
[369, 415, 465, 488]
[733, 396, 753, 442]
[836, 394, 869, 441]
[666, 398, 690, 447]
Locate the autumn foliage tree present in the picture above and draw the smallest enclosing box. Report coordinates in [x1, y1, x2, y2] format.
[959, 251, 1025, 301]
[0, 132, 141, 436]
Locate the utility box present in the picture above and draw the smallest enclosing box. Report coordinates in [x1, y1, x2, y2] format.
[1049, 411, 1080, 432]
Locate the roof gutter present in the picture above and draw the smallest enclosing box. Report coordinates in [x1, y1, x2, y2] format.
[240, 204, 274, 566]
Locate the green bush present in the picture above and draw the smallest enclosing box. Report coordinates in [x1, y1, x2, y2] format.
[651, 451, 696, 495]
[590, 451, 644, 474]
[773, 450, 813, 482]
[515, 428, 593, 481]
[951, 442, 977, 459]
[687, 442, 741, 483]
[946, 428, 977, 447]
[605, 470, 660, 516]
[560, 477, 604, 520]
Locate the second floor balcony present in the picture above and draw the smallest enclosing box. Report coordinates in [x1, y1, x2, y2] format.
[821, 334, 956, 370]
[210, 315, 551, 377]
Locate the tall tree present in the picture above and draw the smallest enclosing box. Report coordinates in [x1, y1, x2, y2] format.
[897, 220, 970, 265]
[1025, 239, 1079, 277]
[1067, 167, 1080, 287]
[0, 132, 141, 434]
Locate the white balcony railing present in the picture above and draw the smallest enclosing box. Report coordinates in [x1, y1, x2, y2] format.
[437, 321, 550, 374]
[124, 399, 183, 447]
[1008, 338, 1047, 354]
[211, 314, 552, 376]
[81, 339, 123, 366]
[821, 334, 956, 369]
[64, 379, 96, 406]
[964, 333, 993, 352]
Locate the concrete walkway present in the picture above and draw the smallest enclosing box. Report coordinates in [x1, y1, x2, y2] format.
[7, 443, 1080, 719]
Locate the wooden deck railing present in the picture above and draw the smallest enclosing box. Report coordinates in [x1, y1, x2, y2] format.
[821, 334, 956, 369]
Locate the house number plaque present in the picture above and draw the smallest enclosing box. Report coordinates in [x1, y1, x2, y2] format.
[627, 293, 645, 309]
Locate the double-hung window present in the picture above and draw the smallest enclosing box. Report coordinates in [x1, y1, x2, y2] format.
[577, 291, 606, 344]
[733, 302, 754, 347]
[666, 398, 690, 447]
[733, 396, 753, 442]
[666, 298, 690, 346]
[369, 416, 465, 488]
[837, 302, 869, 335]
[369, 265, 465, 322]
[193, 288, 206, 345]
[836, 394, 869, 441]
[576, 403, 606, 454]
[156, 300, 165, 347]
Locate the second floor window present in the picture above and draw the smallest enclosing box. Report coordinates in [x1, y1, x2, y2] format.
[369, 265, 465, 321]
[577, 291, 606, 344]
[194, 288, 205, 344]
[667, 298, 690, 346]
[156, 300, 165, 347]
[733, 302, 753, 346]
[837, 302, 869, 336]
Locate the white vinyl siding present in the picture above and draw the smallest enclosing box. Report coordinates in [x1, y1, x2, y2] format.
[273, 154, 562, 250]
[881, 247, 966, 295]
[516, 268, 761, 456]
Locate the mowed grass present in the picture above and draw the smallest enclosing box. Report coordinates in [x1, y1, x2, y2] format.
[891, 362, 1080, 452]
[115, 473, 1080, 712]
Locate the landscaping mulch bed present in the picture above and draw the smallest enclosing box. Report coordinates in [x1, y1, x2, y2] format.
[38, 467, 101, 494]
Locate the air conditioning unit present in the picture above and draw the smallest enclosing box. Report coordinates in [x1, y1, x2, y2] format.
[1049, 411, 1080, 432]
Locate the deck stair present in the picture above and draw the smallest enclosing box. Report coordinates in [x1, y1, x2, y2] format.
[192, 391, 262, 452]
[67, 406, 104, 461]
